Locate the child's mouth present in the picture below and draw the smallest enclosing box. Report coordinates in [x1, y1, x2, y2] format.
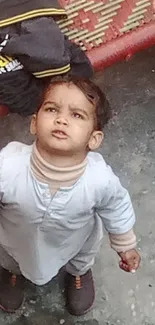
[52, 130, 68, 139]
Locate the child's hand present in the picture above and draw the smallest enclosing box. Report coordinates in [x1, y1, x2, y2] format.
[118, 249, 141, 273]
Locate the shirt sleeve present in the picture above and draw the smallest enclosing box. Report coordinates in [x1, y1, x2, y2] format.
[95, 166, 136, 235]
[109, 229, 137, 252]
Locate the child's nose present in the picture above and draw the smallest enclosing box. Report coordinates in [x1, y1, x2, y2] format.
[55, 115, 68, 126]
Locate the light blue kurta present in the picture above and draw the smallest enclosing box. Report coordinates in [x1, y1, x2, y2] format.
[0, 142, 135, 284]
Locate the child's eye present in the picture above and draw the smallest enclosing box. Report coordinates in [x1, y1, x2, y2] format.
[73, 112, 83, 119]
[45, 107, 57, 113]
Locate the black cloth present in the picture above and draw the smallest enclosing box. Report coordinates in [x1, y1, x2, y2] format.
[0, 37, 93, 115]
[1, 17, 93, 78]
[1, 18, 71, 77]
[0, 0, 94, 115]
[0, 69, 47, 115]
[0, 0, 65, 27]
[67, 39, 93, 79]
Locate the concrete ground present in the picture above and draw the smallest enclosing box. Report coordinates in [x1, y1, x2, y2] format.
[0, 46, 155, 325]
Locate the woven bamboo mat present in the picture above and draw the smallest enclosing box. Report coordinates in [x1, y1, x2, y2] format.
[58, 0, 154, 51]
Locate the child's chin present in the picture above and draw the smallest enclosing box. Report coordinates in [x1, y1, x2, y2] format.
[49, 143, 71, 153]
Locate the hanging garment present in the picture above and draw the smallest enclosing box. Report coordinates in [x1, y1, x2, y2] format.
[0, 1, 93, 115]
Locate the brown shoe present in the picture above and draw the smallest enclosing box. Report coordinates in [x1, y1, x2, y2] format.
[65, 269, 95, 316]
[0, 268, 25, 312]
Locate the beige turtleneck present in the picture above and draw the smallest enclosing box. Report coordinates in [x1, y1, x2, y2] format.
[30, 142, 87, 193]
[30, 142, 136, 253]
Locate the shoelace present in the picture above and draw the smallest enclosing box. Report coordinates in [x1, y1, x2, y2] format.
[11, 274, 17, 287]
[75, 276, 82, 290]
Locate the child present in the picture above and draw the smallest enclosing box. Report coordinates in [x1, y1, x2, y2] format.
[0, 76, 140, 316]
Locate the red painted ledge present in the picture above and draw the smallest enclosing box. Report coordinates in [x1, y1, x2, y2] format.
[87, 21, 155, 71]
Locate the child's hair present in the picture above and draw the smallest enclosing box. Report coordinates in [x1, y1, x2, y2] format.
[38, 75, 111, 130]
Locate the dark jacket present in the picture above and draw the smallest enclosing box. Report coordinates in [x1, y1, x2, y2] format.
[0, 36, 93, 115]
[0, 0, 93, 115]
[1, 18, 71, 78]
[0, 0, 65, 27]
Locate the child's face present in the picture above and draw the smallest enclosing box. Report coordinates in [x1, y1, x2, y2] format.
[31, 83, 103, 155]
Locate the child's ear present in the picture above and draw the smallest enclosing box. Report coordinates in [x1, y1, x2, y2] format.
[88, 131, 104, 150]
[30, 114, 37, 135]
